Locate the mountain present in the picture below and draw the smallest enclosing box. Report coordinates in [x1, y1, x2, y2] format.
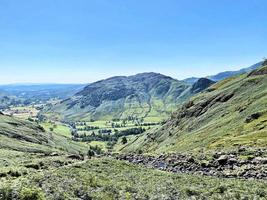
[44, 72, 212, 121]
[0, 84, 85, 103]
[44, 73, 191, 121]
[183, 77, 200, 84]
[190, 78, 215, 94]
[207, 61, 263, 81]
[123, 64, 267, 153]
[183, 61, 263, 83]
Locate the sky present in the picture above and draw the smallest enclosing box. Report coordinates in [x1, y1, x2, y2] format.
[0, 0, 267, 84]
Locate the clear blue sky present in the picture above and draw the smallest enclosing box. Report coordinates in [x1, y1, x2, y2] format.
[0, 0, 266, 84]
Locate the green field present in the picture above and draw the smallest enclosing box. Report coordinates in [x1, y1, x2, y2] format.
[41, 122, 72, 138]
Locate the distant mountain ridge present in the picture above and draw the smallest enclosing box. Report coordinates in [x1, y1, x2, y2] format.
[0, 84, 85, 102]
[42, 61, 263, 122]
[183, 61, 263, 83]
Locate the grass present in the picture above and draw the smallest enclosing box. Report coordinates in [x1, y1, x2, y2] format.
[0, 114, 88, 156]
[124, 69, 267, 154]
[87, 141, 108, 152]
[41, 122, 72, 138]
[112, 135, 140, 152]
[1, 158, 267, 200]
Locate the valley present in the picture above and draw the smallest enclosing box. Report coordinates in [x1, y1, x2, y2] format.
[2, 1, 267, 199]
[0, 63, 267, 199]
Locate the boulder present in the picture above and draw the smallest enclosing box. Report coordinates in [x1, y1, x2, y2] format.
[217, 155, 228, 165]
[245, 113, 261, 123]
[253, 157, 267, 164]
[67, 154, 84, 160]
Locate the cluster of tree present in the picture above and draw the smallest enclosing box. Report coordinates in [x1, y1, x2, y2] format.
[77, 126, 99, 131]
[72, 127, 146, 143]
[137, 122, 159, 126]
[111, 122, 126, 128]
[76, 122, 87, 126]
[36, 113, 47, 122]
[28, 117, 37, 122]
[98, 129, 112, 134]
[87, 145, 103, 157]
[115, 127, 145, 137]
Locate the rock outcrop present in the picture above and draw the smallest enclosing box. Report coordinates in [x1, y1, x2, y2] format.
[114, 149, 267, 180]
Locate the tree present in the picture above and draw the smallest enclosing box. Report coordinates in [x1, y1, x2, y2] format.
[87, 149, 95, 157]
[122, 136, 128, 144]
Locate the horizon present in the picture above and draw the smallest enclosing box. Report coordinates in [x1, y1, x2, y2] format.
[1, 0, 267, 84]
[0, 61, 262, 85]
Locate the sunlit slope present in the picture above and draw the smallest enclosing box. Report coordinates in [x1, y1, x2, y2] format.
[0, 113, 87, 154]
[44, 73, 215, 122]
[44, 73, 191, 121]
[123, 65, 267, 153]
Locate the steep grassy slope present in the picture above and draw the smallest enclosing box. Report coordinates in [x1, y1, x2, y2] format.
[123, 65, 267, 153]
[0, 113, 87, 154]
[44, 73, 214, 122]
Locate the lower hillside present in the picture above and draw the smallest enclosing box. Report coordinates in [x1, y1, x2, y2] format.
[1, 158, 267, 200]
[0, 113, 87, 154]
[123, 65, 267, 154]
[1, 115, 266, 199]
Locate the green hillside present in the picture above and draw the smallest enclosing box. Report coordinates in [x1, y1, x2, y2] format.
[43, 73, 214, 122]
[0, 113, 88, 155]
[2, 158, 267, 200]
[123, 65, 267, 154]
[1, 72, 267, 199]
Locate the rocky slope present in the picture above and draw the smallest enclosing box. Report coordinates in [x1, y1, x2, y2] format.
[115, 148, 267, 179]
[123, 65, 267, 154]
[44, 73, 214, 121]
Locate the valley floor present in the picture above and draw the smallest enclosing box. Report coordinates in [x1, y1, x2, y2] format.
[1, 156, 267, 200]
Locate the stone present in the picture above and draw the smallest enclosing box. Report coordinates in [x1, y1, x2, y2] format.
[67, 154, 84, 160]
[217, 155, 228, 165]
[254, 157, 267, 164]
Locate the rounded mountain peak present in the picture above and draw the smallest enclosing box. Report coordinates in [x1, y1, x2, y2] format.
[191, 78, 215, 93]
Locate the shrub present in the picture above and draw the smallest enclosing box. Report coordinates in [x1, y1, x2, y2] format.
[87, 149, 95, 157]
[185, 188, 199, 196]
[122, 137, 128, 144]
[20, 187, 45, 200]
[0, 186, 13, 200]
